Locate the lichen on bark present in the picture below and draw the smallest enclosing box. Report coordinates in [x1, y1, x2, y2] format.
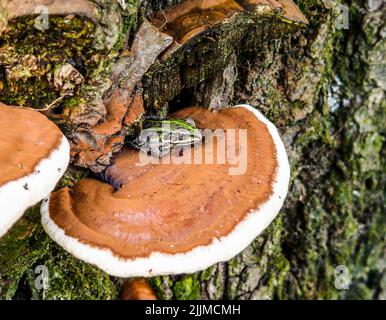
[0, 0, 384, 300]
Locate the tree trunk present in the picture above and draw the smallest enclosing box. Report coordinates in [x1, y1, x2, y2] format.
[0, 0, 384, 300]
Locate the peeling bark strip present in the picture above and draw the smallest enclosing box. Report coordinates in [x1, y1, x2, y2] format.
[72, 20, 172, 172]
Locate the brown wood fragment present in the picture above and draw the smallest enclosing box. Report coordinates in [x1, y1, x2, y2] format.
[277, 0, 309, 24]
[91, 88, 132, 137]
[123, 92, 145, 126]
[71, 20, 173, 172]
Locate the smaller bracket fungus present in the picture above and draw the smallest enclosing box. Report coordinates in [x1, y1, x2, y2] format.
[41, 105, 290, 277]
[0, 102, 70, 237]
[120, 279, 157, 300]
[151, 0, 245, 44]
[150, 0, 308, 45]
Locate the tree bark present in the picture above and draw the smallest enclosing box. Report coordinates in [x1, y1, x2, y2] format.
[0, 0, 384, 300]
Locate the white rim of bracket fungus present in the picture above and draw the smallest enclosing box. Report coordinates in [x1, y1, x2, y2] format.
[0, 137, 70, 238]
[41, 104, 290, 277]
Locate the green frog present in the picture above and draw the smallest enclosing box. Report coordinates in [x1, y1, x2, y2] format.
[129, 117, 203, 157]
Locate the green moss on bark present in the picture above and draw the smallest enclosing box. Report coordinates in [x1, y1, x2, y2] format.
[0, 15, 103, 108]
[0, 207, 117, 300]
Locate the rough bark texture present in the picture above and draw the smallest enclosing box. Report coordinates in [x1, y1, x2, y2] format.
[0, 0, 385, 300]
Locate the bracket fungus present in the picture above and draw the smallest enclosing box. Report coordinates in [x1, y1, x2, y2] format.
[150, 0, 308, 45]
[41, 105, 290, 277]
[0, 102, 70, 237]
[121, 279, 158, 300]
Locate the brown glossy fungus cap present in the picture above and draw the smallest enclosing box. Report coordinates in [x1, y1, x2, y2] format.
[151, 0, 245, 44]
[0, 102, 69, 237]
[41, 105, 290, 277]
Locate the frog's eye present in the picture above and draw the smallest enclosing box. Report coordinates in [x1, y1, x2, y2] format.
[185, 117, 196, 126]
